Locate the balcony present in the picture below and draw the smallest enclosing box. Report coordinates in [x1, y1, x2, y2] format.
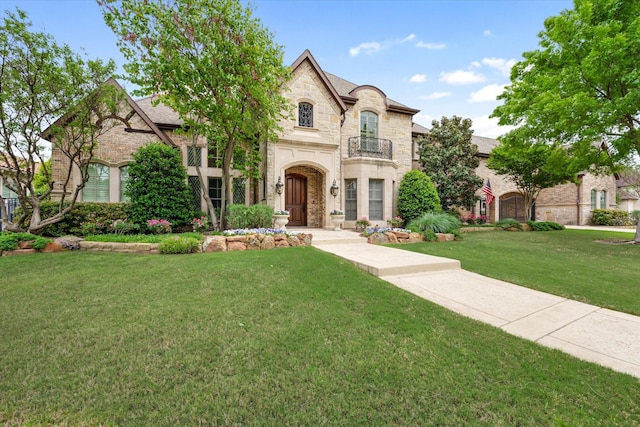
[347, 136, 393, 160]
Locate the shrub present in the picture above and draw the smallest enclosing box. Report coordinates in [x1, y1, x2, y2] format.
[631, 210, 640, 225]
[158, 236, 201, 254]
[527, 220, 565, 231]
[126, 143, 194, 227]
[0, 234, 20, 251]
[406, 212, 461, 239]
[32, 236, 52, 250]
[386, 216, 403, 228]
[13, 201, 132, 236]
[0, 232, 48, 251]
[496, 218, 523, 231]
[355, 217, 371, 230]
[591, 209, 631, 226]
[226, 204, 274, 229]
[147, 219, 172, 234]
[190, 216, 209, 233]
[397, 170, 441, 223]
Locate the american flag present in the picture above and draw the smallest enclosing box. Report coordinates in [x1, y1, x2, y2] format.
[482, 179, 495, 205]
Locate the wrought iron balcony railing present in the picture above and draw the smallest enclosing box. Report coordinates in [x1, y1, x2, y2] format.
[347, 136, 393, 160]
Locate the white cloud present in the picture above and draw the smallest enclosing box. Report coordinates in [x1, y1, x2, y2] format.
[483, 30, 493, 37]
[471, 61, 481, 68]
[419, 92, 452, 100]
[416, 41, 446, 50]
[409, 74, 428, 83]
[413, 113, 434, 127]
[471, 115, 513, 139]
[439, 70, 486, 85]
[469, 84, 506, 103]
[482, 57, 517, 77]
[400, 34, 416, 43]
[349, 42, 382, 57]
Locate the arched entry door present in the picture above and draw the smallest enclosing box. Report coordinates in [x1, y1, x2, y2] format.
[285, 174, 307, 226]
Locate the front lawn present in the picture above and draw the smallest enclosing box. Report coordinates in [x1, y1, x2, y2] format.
[392, 229, 640, 315]
[1, 249, 639, 425]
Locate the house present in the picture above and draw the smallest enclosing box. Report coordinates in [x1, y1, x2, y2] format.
[412, 127, 618, 225]
[47, 50, 419, 229]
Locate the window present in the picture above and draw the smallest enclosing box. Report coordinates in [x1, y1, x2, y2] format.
[208, 177, 222, 211]
[83, 163, 109, 202]
[119, 166, 130, 202]
[590, 189, 597, 210]
[298, 102, 313, 128]
[187, 146, 201, 167]
[360, 111, 379, 152]
[207, 146, 221, 168]
[188, 176, 201, 211]
[233, 178, 246, 205]
[345, 179, 357, 221]
[369, 179, 383, 220]
[2, 181, 17, 199]
[600, 190, 607, 209]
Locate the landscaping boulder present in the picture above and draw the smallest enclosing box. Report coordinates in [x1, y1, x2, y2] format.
[367, 232, 389, 244]
[204, 235, 227, 252]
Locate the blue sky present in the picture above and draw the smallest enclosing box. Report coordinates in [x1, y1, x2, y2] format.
[3, 0, 573, 137]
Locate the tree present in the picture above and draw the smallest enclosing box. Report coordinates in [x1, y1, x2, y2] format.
[487, 138, 578, 221]
[417, 116, 483, 210]
[99, 0, 291, 229]
[491, 0, 640, 240]
[126, 143, 194, 227]
[397, 170, 441, 223]
[0, 9, 121, 234]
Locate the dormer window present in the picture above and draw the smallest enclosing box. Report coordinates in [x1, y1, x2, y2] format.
[298, 102, 313, 127]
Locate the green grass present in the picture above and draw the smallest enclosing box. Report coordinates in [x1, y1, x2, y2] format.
[1, 249, 639, 425]
[84, 232, 204, 243]
[391, 229, 640, 315]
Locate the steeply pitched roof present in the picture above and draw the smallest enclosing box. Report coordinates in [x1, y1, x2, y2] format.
[411, 123, 498, 157]
[135, 95, 182, 127]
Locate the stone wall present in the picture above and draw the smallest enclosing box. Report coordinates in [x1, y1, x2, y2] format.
[203, 233, 313, 252]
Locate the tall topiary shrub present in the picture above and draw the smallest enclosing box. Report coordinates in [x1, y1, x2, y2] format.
[397, 170, 441, 223]
[126, 143, 194, 227]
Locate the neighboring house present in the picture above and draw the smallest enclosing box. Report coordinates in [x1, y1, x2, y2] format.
[412, 127, 618, 225]
[46, 50, 419, 229]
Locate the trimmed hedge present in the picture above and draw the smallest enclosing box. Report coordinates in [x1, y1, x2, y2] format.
[397, 170, 441, 223]
[13, 202, 132, 236]
[591, 209, 631, 226]
[226, 204, 274, 229]
[527, 220, 565, 231]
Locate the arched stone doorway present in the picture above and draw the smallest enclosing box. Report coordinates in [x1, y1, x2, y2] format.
[499, 192, 534, 222]
[284, 165, 325, 227]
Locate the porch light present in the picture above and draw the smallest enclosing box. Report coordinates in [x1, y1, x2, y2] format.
[275, 176, 283, 195]
[330, 179, 339, 197]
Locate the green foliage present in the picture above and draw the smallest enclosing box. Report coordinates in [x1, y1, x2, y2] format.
[417, 116, 483, 210]
[14, 201, 132, 236]
[32, 236, 52, 250]
[126, 143, 194, 227]
[157, 236, 201, 254]
[226, 204, 274, 229]
[397, 170, 441, 223]
[406, 212, 461, 239]
[0, 234, 19, 251]
[0, 9, 121, 233]
[527, 221, 565, 231]
[496, 218, 523, 231]
[488, 139, 578, 221]
[101, 0, 292, 226]
[591, 209, 631, 226]
[85, 232, 203, 244]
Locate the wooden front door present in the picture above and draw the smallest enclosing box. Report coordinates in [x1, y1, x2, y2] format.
[285, 174, 307, 226]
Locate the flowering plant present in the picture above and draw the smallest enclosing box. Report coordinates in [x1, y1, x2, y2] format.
[80, 221, 109, 236]
[274, 210, 289, 215]
[386, 216, 404, 228]
[463, 214, 488, 225]
[355, 217, 370, 230]
[330, 209, 344, 215]
[191, 216, 209, 233]
[112, 219, 139, 235]
[223, 228, 300, 236]
[147, 219, 172, 234]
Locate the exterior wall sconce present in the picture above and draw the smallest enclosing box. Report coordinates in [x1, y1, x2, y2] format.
[330, 179, 339, 197]
[275, 176, 283, 195]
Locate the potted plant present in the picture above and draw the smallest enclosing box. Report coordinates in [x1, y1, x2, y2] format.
[355, 216, 370, 231]
[329, 209, 345, 231]
[273, 210, 290, 230]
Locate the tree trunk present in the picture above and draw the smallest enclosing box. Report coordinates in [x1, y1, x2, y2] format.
[634, 221, 640, 243]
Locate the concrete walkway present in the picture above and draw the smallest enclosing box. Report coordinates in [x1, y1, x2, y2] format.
[308, 227, 640, 380]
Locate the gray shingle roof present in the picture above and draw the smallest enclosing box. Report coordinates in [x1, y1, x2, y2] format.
[136, 96, 182, 126]
[411, 123, 498, 156]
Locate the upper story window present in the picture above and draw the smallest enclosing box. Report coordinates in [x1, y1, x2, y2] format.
[590, 189, 597, 210]
[298, 102, 314, 128]
[187, 146, 202, 167]
[360, 111, 378, 139]
[208, 145, 221, 168]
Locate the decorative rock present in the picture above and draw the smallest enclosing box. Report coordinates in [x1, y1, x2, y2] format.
[42, 242, 65, 252]
[275, 239, 290, 248]
[367, 232, 389, 244]
[286, 236, 301, 247]
[204, 235, 227, 252]
[408, 232, 423, 243]
[261, 235, 275, 249]
[394, 231, 410, 240]
[227, 241, 247, 251]
[3, 248, 36, 256]
[384, 232, 398, 244]
[273, 233, 287, 241]
[226, 235, 247, 242]
[18, 240, 33, 249]
[299, 233, 313, 246]
[246, 234, 261, 250]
